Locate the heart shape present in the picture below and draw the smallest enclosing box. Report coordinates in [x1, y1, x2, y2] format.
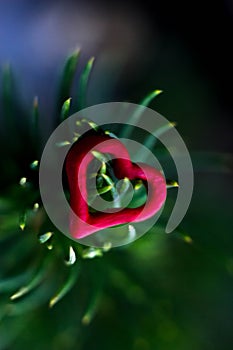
[65, 133, 166, 239]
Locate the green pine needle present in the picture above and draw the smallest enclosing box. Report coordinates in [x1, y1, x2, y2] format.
[82, 284, 102, 325]
[64, 246, 77, 266]
[82, 247, 103, 259]
[0, 270, 34, 293]
[92, 150, 109, 163]
[135, 121, 176, 161]
[10, 259, 50, 301]
[19, 211, 27, 231]
[38, 232, 53, 244]
[120, 89, 163, 138]
[57, 49, 80, 111]
[60, 97, 72, 121]
[49, 265, 80, 308]
[139, 89, 163, 107]
[77, 56, 95, 110]
[30, 160, 39, 170]
[166, 180, 179, 189]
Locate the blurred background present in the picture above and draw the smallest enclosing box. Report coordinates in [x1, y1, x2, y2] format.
[0, 0, 233, 349]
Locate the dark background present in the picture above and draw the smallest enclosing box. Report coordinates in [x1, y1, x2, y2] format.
[0, 0, 232, 149]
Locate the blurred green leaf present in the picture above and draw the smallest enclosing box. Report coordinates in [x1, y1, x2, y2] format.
[60, 97, 72, 121]
[49, 264, 80, 308]
[140, 89, 163, 107]
[0, 269, 35, 293]
[19, 211, 27, 231]
[137, 122, 176, 160]
[57, 49, 80, 111]
[120, 89, 163, 138]
[166, 180, 179, 189]
[6, 279, 54, 316]
[10, 257, 51, 301]
[77, 56, 95, 110]
[82, 282, 103, 326]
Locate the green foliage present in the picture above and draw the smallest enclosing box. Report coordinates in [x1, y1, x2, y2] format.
[0, 50, 232, 350]
[0, 50, 175, 317]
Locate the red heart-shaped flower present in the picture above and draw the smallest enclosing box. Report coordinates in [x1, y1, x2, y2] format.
[65, 133, 166, 239]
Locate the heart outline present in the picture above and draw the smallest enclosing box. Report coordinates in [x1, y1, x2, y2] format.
[65, 134, 166, 239]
